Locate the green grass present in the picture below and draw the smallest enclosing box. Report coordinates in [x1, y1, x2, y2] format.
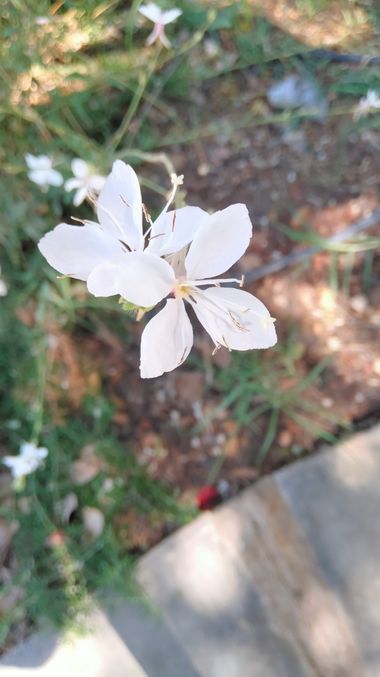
[205, 339, 349, 464]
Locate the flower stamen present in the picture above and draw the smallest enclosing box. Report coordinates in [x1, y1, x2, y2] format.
[186, 276, 243, 287]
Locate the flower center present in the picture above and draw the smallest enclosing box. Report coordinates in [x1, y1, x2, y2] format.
[174, 280, 194, 299]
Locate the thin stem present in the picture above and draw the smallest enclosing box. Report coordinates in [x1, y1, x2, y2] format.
[106, 46, 162, 154]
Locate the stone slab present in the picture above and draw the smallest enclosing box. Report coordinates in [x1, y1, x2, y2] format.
[211, 478, 362, 676]
[0, 606, 147, 677]
[275, 425, 380, 676]
[105, 599, 199, 677]
[138, 513, 312, 677]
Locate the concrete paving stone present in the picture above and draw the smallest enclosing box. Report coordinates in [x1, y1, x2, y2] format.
[138, 513, 312, 677]
[105, 599, 199, 677]
[275, 425, 380, 677]
[212, 478, 363, 677]
[0, 606, 147, 677]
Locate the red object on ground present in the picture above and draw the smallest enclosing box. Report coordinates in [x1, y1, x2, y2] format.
[197, 485, 219, 510]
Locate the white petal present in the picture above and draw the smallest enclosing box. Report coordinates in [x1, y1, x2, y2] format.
[185, 204, 252, 280]
[71, 158, 89, 179]
[140, 299, 193, 378]
[73, 186, 88, 206]
[38, 222, 125, 281]
[146, 206, 208, 256]
[89, 175, 106, 192]
[2, 457, 25, 479]
[46, 169, 64, 187]
[0, 279, 8, 297]
[20, 443, 48, 462]
[28, 170, 49, 186]
[190, 287, 277, 350]
[159, 29, 171, 48]
[146, 23, 161, 45]
[2, 456, 19, 470]
[25, 154, 51, 170]
[96, 160, 143, 251]
[161, 8, 182, 24]
[37, 447, 48, 460]
[87, 252, 175, 307]
[139, 3, 162, 23]
[64, 177, 81, 192]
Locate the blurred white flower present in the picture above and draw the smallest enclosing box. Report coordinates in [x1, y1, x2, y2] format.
[35, 16, 51, 26]
[354, 90, 380, 120]
[139, 204, 277, 378]
[139, 2, 182, 48]
[65, 159, 106, 206]
[2, 442, 48, 480]
[0, 266, 8, 297]
[25, 154, 63, 191]
[39, 160, 205, 308]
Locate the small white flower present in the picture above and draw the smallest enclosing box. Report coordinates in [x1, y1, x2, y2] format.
[139, 205, 277, 378]
[354, 90, 380, 120]
[65, 159, 106, 207]
[2, 442, 48, 480]
[35, 16, 51, 26]
[139, 2, 182, 48]
[25, 154, 63, 191]
[38, 160, 205, 309]
[0, 266, 8, 297]
[37, 160, 277, 380]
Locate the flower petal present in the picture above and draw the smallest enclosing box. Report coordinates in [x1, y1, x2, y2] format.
[28, 169, 63, 187]
[73, 186, 88, 206]
[158, 29, 171, 48]
[38, 222, 125, 280]
[96, 160, 143, 251]
[46, 169, 64, 187]
[161, 8, 182, 24]
[89, 175, 106, 192]
[185, 204, 252, 280]
[20, 442, 48, 459]
[64, 178, 81, 192]
[146, 206, 208, 256]
[71, 158, 89, 179]
[146, 23, 162, 45]
[25, 154, 51, 170]
[87, 252, 175, 307]
[140, 298, 193, 378]
[190, 286, 277, 350]
[139, 3, 162, 23]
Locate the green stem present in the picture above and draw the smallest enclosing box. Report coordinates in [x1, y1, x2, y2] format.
[106, 46, 162, 154]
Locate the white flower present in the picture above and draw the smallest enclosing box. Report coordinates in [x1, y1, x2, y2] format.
[2, 442, 48, 480]
[139, 204, 277, 378]
[65, 159, 106, 206]
[354, 90, 380, 120]
[0, 266, 8, 297]
[139, 2, 182, 48]
[25, 154, 63, 191]
[38, 160, 205, 309]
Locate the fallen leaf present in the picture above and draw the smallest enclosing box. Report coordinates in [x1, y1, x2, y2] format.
[82, 507, 105, 541]
[70, 444, 104, 485]
[55, 492, 78, 524]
